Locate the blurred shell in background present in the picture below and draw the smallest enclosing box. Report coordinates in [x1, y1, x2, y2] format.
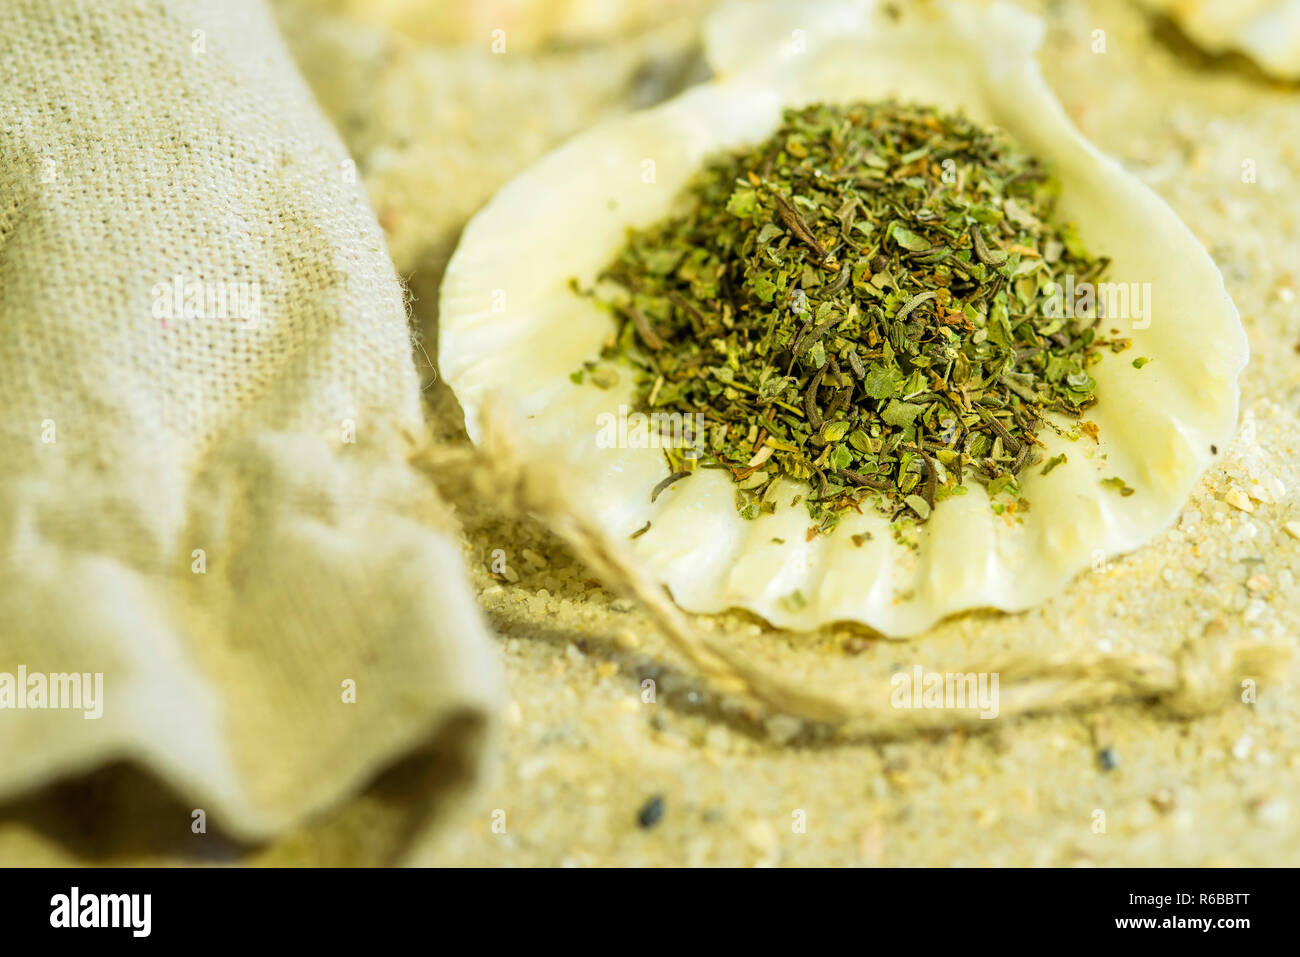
[1137, 0, 1300, 79]
[302, 0, 712, 49]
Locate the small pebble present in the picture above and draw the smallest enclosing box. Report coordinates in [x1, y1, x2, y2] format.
[1223, 488, 1254, 513]
[637, 795, 665, 829]
[704, 725, 731, 752]
[1232, 734, 1253, 762]
[764, 714, 803, 745]
[745, 820, 778, 854]
[1284, 521, 1300, 540]
[1098, 747, 1120, 771]
[1252, 797, 1289, 824]
[1150, 788, 1176, 814]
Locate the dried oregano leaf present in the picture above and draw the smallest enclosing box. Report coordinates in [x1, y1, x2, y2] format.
[581, 100, 1125, 530]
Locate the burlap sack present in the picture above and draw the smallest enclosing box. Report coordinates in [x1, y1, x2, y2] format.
[0, 0, 501, 864]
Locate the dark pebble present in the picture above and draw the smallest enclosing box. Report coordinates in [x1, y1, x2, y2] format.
[637, 795, 665, 829]
[1098, 747, 1119, 771]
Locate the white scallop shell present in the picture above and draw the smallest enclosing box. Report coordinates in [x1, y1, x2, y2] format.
[439, 0, 1246, 636]
[1136, 0, 1300, 79]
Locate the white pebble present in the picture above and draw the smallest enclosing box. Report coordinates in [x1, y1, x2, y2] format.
[1232, 734, 1253, 761]
[1255, 798, 1289, 824]
[764, 714, 803, 745]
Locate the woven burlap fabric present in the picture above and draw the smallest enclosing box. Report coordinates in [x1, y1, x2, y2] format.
[0, 0, 501, 864]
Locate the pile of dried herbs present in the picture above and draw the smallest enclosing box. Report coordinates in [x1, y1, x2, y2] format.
[578, 100, 1121, 532]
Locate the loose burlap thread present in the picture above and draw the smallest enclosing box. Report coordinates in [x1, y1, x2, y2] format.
[413, 403, 1287, 739]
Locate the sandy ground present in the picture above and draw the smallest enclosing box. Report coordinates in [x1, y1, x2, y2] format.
[276, 0, 1300, 866]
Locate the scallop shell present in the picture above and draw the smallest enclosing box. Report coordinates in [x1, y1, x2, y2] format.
[1137, 0, 1300, 79]
[439, 0, 1246, 636]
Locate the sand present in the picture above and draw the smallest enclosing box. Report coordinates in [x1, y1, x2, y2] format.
[274, 0, 1300, 866]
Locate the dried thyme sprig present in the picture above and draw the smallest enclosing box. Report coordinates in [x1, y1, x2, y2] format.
[581, 100, 1121, 530]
